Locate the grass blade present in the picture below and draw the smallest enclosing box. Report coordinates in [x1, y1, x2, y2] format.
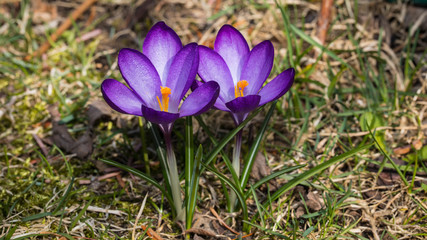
[368, 128, 409, 186]
[22, 212, 53, 222]
[70, 197, 93, 229]
[1, 225, 17, 240]
[99, 158, 175, 213]
[289, 24, 357, 76]
[264, 142, 373, 207]
[244, 165, 305, 199]
[53, 177, 75, 214]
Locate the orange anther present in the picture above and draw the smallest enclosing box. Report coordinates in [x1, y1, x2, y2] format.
[234, 80, 249, 98]
[157, 86, 171, 112]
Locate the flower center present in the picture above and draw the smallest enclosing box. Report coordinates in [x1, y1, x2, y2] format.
[234, 80, 249, 98]
[157, 86, 171, 112]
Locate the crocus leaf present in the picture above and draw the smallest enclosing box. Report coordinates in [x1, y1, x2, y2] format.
[203, 105, 264, 169]
[147, 122, 172, 194]
[195, 115, 239, 184]
[187, 144, 203, 230]
[185, 116, 194, 203]
[202, 162, 248, 226]
[240, 101, 276, 189]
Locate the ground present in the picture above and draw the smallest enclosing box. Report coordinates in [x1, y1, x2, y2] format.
[0, 0, 427, 239]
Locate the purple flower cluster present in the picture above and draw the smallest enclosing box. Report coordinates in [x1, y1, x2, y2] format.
[101, 21, 294, 130]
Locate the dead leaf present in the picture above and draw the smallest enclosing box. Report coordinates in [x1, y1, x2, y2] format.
[249, 152, 279, 191]
[31, 0, 57, 24]
[394, 139, 423, 155]
[377, 172, 401, 186]
[294, 185, 307, 200]
[187, 213, 226, 238]
[403, 5, 427, 31]
[295, 206, 305, 218]
[48, 105, 93, 159]
[250, 152, 270, 181]
[87, 99, 115, 128]
[306, 192, 323, 211]
[141, 225, 164, 240]
[363, 190, 382, 200]
[193, 235, 205, 240]
[348, 210, 361, 220]
[185, 228, 217, 238]
[393, 145, 411, 155]
[412, 139, 422, 150]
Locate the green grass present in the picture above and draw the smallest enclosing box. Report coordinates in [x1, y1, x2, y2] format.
[1, 0, 427, 239]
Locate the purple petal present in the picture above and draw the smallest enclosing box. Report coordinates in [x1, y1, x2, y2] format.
[118, 48, 161, 109]
[213, 99, 229, 112]
[240, 40, 274, 95]
[101, 79, 144, 116]
[198, 46, 235, 102]
[143, 21, 182, 83]
[191, 79, 203, 91]
[214, 25, 249, 84]
[191, 78, 230, 111]
[164, 43, 199, 112]
[225, 95, 261, 114]
[179, 81, 219, 117]
[258, 68, 295, 106]
[141, 105, 179, 125]
[230, 112, 249, 126]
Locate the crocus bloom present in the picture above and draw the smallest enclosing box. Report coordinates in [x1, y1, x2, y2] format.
[101, 22, 220, 133]
[197, 25, 295, 213]
[101, 22, 220, 221]
[197, 25, 295, 125]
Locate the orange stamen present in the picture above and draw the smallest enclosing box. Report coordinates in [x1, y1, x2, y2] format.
[157, 86, 171, 112]
[234, 80, 249, 98]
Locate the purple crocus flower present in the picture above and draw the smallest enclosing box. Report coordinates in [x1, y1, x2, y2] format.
[196, 24, 295, 213]
[197, 24, 295, 125]
[101, 22, 220, 221]
[101, 22, 220, 133]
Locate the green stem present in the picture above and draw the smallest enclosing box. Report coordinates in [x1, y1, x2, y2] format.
[228, 130, 243, 213]
[139, 118, 150, 176]
[162, 127, 185, 222]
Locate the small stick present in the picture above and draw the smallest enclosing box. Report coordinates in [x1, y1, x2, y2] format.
[32, 133, 49, 157]
[97, 171, 120, 181]
[209, 207, 240, 235]
[132, 194, 148, 240]
[232, 232, 254, 240]
[25, 0, 97, 61]
[141, 225, 164, 240]
[317, 0, 334, 45]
